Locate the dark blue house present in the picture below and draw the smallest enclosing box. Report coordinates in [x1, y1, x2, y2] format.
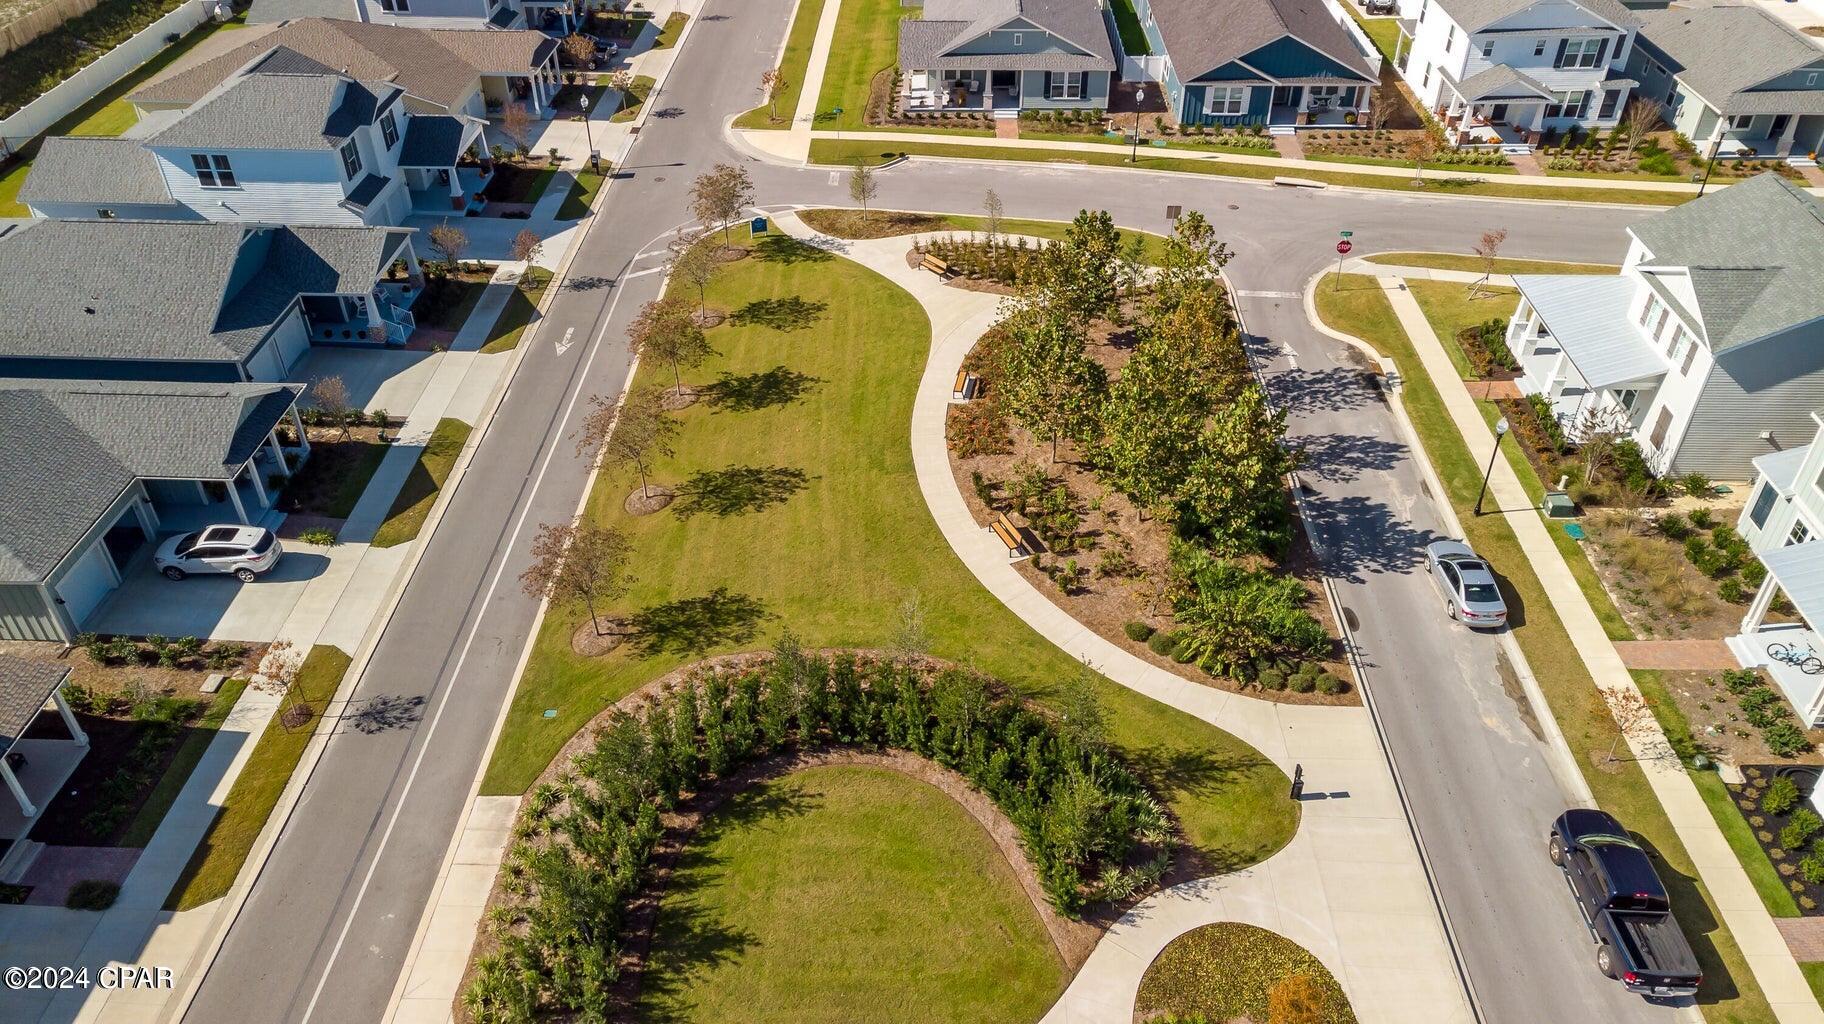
[1134, 0, 1382, 127]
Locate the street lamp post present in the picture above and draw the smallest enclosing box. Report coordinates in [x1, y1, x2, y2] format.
[1474, 417, 1510, 516]
[578, 93, 596, 171]
[1129, 84, 1147, 163]
[1696, 131, 1724, 198]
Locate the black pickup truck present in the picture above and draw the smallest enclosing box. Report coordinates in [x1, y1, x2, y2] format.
[1549, 809, 1702, 998]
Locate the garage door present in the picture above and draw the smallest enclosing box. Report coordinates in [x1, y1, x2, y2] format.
[54, 541, 119, 627]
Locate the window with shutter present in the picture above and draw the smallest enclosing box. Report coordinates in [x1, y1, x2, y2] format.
[1680, 339, 1697, 375]
[1649, 407, 1673, 449]
[1749, 483, 1776, 528]
[1554, 39, 1569, 68]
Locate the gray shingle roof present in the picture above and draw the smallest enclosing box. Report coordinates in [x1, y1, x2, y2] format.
[1635, 4, 1824, 114]
[1433, 0, 1636, 34]
[0, 220, 405, 365]
[246, 0, 357, 25]
[900, 0, 1116, 72]
[0, 655, 70, 753]
[148, 72, 397, 151]
[131, 19, 557, 112]
[0, 379, 300, 583]
[343, 173, 392, 209]
[16, 137, 176, 208]
[1630, 172, 1824, 352]
[398, 114, 468, 166]
[1148, 0, 1377, 83]
[1452, 63, 1554, 101]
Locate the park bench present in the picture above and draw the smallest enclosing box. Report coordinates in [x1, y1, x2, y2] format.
[952, 370, 980, 400]
[991, 511, 1029, 558]
[921, 253, 952, 277]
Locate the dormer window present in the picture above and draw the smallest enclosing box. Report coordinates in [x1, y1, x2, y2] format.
[380, 111, 399, 150]
[341, 139, 363, 180]
[1481, 40, 1494, 58]
[191, 153, 236, 188]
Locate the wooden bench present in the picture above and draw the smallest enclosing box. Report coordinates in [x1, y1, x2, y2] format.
[952, 370, 980, 400]
[991, 511, 1029, 558]
[921, 253, 951, 277]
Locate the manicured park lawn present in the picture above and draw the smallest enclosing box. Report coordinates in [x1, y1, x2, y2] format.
[1136, 921, 1355, 1024]
[814, 0, 901, 131]
[734, 0, 827, 129]
[372, 419, 472, 549]
[480, 225, 1298, 876]
[166, 645, 351, 911]
[1314, 276, 1775, 1024]
[1365, 252, 1618, 275]
[637, 764, 1065, 1022]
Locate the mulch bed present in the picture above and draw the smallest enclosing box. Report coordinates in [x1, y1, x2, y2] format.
[657, 386, 700, 411]
[570, 618, 626, 657]
[624, 485, 675, 516]
[1650, 670, 1824, 767]
[1724, 764, 1824, 914]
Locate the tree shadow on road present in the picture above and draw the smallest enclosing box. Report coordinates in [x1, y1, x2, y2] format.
[729, 296, 827, 332]
[701, 365, 822, 413]
[343, 693, 428, 734]
[1263, 365, 1383, 416]
[624, 588, 774, 657]
[672, 465, 811, 520]
[1296, 492, 1443, 584]
[1295, 431, 1409, 484]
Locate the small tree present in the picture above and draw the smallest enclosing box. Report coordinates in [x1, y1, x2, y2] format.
[1623, 96, 1664, 156]
[1368, 83, 1395, 135]
[1058, 662, 1108, 751]
[983, 188, 1004, 240]
[1577, 402, 1633, 487]
[254, 640, 309, 729]
[520, 521, 635, 636]
[575, 384, 677, 498]
[689, 163, 756, 249]
[1603, 687, 1656, 761]
[759, 67, 789, 123]
[1405, 128, 1441, 185]
[561, 34, 595, 75]
[667, 229, 718, 316]
[427, 221, 469, 273]
[889, 594, 930, 664]
[1468, 226, 1508, 298]
[999, 301, 1106, 462]
[497, 102, 533, 157]
[626, 296, 711, 396]
[312, 375, 352, 439]
[510, 229, 544, 286]
[847, 162, 878, 223]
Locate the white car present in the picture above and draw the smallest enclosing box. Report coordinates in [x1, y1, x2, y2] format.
[155, 526, 282, 582]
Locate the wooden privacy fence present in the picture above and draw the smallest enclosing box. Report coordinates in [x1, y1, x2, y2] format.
[1, 0, 104, 58]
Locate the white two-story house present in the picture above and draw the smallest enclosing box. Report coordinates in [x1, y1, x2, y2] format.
[21, 49, 493, 225]
[1730, 413, 1824, 726]
[1393, 0, 1640, 147]
[1509, 172, 1824, 482]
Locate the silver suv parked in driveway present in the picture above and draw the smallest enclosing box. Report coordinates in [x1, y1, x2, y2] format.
[155, 526, 282, 582]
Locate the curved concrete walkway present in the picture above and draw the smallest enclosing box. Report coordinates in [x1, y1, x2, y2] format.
[770, 212, 1472, 1024]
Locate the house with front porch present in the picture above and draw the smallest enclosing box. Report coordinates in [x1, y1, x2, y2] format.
[247, 0, 580, 33]
[1728, 413, 1824, 727]
[0, 219, 423, 382]
[0, 380, 307, 644]
[0, 657, 90, 872]
[1392, 0, 1639, 147]
[898, 0, 1118, 114]
[23, 52, 497, 226]
[1628, 2, 1824, 165]
[1508, 172, 1824, 481]
[1133, 0, 1381, 128]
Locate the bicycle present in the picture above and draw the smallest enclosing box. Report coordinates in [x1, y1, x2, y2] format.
[1767, 641, 1824, 675]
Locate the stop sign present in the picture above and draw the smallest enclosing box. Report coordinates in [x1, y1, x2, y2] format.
[1336, 240, 1353, 255]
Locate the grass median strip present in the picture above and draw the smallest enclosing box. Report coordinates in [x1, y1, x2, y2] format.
[808, 140, 1692, 207]
[556, 169, 605, 219]
[734, 0, 827, 129]
[477, 268, 550, 355]
[1315, 274, 1776, 1024]
[371, 419, 472, 549]
[1365, 252, 1619, 275]
[611, 75, 655, 123]
[813, 0, 900, 131]
[165, 646, 352, 911]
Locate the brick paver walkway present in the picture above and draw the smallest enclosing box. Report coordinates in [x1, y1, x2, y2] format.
[994, 116, 1019, 139]
[1777, 917, 1824, 961]
[1272, 132, 1305, 160]
[1800, 165, 1824, 191]
[1508, 151, 1547, 176]
[1614, 639, 1741, 671]
[1466, 380, 1520, 400]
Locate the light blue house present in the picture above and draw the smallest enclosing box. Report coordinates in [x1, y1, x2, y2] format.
[1133, 0, 1382, 127]
[898, 0, 1118, 113]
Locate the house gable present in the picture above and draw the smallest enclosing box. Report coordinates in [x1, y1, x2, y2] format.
[945, 17, 1094, 58]
[1234, 35, 1372, 81]
[1191, 60, 1270, 82]
[1479, 0, 1628, 35]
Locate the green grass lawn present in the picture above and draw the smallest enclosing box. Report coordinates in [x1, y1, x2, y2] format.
[610, 74, 655, 123]
[371, 419, 472, 549]
[478, 268, 550, 354]
[1314, 275, 1774, 1024]
[282, 436, 390, 520]
[637, 764, 1066, 1021]
[1018, 130, 1281, 157]
[734, 0, 827, 129]
[814, 0, 901, 131]
[1365, 252, 1619, 275]
[1404, 278, 1518, 381]
[166, 646, 351, 911]
[798, 207, 1170, 263]
[0, 159, 32, 217]
[416, 278, 489, 332]
[1107, 0, 1150, 55]
[479, 226, 1297, 875]
[118, 679, 248, 848]
[556, 169, 605, 219]
[1343, 3, 1403, 64]
[654, 10, 688, 48]
[1137, 921, 1356, 1024]
[809, 140, 1692, 207]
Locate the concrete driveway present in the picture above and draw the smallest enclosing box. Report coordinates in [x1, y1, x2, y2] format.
[292, 348, 437, 415]
[86, 541, 344, 642]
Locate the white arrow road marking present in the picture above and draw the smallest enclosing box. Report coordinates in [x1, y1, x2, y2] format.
[828, 170, 839, 186]
[556, 326, 576, 355]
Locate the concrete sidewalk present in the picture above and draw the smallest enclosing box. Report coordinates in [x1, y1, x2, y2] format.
[774, 213, 1473, 1024]
[1372, 271, 1824, 1023]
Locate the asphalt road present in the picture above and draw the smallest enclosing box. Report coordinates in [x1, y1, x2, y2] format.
[180, 2, 1697, 1021]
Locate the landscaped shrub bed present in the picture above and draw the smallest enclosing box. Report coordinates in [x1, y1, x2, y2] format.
[464, 646, 1175, 1022]
[1726, 765, 1824, 914]
[1135, 921, 1357, 1023]
[0, 0, 189, 118]
[1303, 129, 1510, 168]
[1455, 317, 1516, 377]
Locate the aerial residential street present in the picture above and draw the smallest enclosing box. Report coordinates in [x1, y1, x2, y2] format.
[176, 0, 1669, 1020]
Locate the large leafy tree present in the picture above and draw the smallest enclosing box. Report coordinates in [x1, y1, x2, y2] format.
[1149, 211, 1234, 318]
[999, 300, 1107, 462]
[1036, 209, 1125, 325]
[1179, 384, 1299, 555]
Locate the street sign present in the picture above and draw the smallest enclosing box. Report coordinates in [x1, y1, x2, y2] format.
[1339, 230, 1354, 238]
[1166, 204, 1182, 220]
[752, 216, 770, 234]
[1336, 240, 1353, 255]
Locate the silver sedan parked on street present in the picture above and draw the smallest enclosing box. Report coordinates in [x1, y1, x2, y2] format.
[1424, 540, 1508, 628]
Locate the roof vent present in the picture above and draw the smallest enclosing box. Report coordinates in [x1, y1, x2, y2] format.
[84, 306, 96, 314]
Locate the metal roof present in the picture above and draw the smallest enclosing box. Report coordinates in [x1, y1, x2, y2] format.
[1753, 444, 1811, 496]
[1760, 541, 1824, 630]
[1514, 274, 1670, 389]
[0, 655, 70, 755]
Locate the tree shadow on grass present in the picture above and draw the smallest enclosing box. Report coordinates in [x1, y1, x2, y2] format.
[751, 235, 831, 265]
[701, 365, 822, 413]
[624, 588, 774, 657]
[728, 296, 828, 332]
[672, 465, 811, 520]
[1117, 743, 1292, 874]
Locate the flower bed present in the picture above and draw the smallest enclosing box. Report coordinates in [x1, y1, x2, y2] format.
[1303, 129, 1511, 168]
[463, 648, 1177, 1021]
[1725, 764, 1824, 913]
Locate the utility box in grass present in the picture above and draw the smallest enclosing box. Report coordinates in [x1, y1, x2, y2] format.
[1542, 491, 1576, 519]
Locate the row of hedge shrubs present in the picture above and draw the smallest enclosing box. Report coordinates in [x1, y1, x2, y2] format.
[464, 646, 1174, 1022]
[1724, 668, 1809, 758]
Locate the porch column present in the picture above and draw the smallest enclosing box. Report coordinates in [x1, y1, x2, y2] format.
[266, 430, 292, 477]
[365, 292, 385, 332]
[449, 167, 466, 210]
[526, 76, 544, 118]
[226, 474, 250, 525]
[289, 406, 311, 457]
[1393, 32, 1406, 68]
[402, 240, 424, 286]
[245, 459, 270, 510]
[0, 759, 35, 819]
[51, 688, 88, 748]
[1742, 576, 1781, 634]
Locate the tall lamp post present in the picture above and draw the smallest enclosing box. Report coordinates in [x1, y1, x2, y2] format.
[1129, 84, 1147, 163]
[1474, 417, 1509, 516]
[578, 93, 597, 172]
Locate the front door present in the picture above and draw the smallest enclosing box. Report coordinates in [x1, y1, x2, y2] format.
[1771, 114, 1792, 140]
[1271, 86, 1299, 108]
[1489, 103, 1509, 123]
[991, 69, 1016, 93]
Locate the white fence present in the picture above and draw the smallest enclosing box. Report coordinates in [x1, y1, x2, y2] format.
[0, 0, 210, 151]
[1121, 55, 1167, 82]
